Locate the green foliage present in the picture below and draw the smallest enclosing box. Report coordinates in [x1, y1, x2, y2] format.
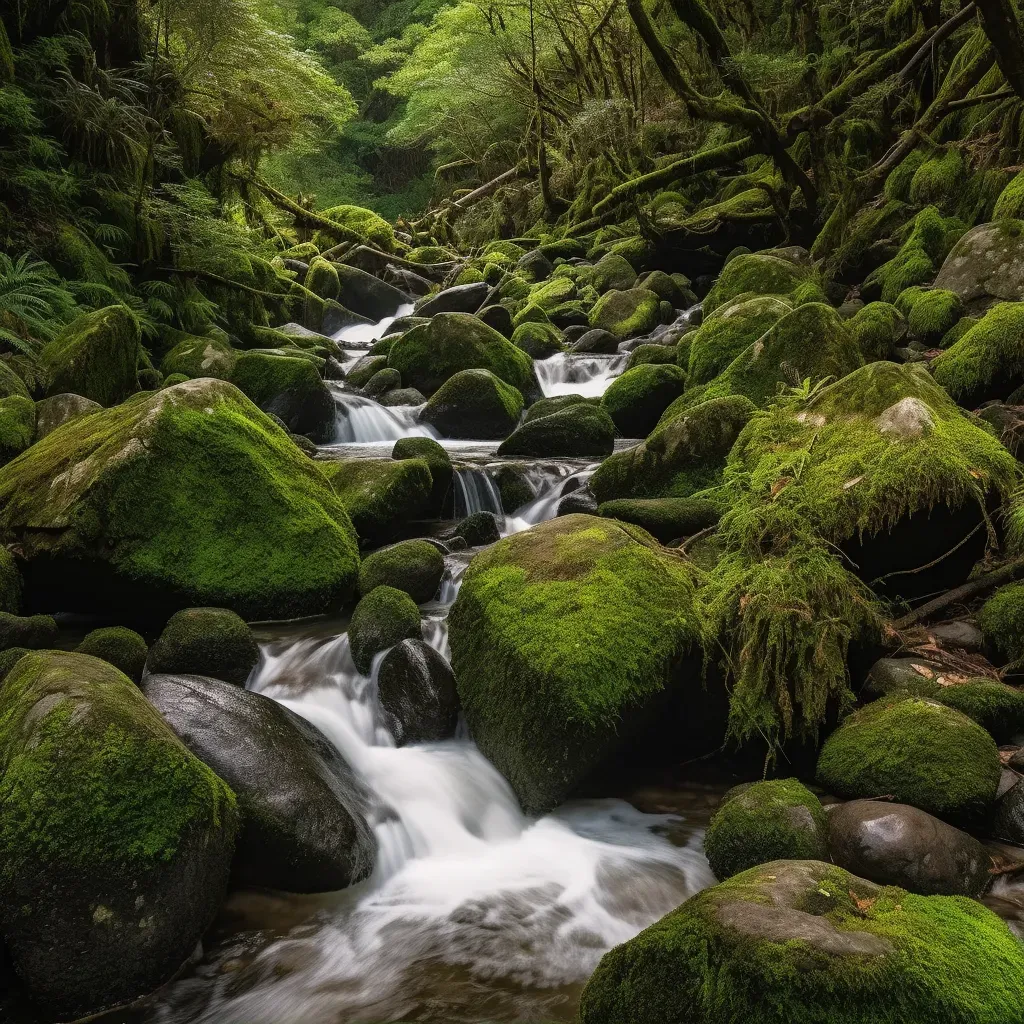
[0, 253, 78, 356]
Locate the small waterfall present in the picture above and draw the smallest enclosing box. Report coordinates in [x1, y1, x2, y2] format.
[536, 353, 629, 398]
[331, 389, 437, 444]
[453, 466, 504, 519]
[506, 464, 596, 533]
[333, 303, 416, 348]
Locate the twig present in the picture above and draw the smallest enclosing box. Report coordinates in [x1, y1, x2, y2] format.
[893, 556, 1024, 629]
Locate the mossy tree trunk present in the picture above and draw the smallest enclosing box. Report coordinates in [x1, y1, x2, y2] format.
[975, 0, 1024, 99]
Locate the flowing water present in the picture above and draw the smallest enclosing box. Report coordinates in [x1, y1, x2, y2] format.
[535, 354, 629, 398]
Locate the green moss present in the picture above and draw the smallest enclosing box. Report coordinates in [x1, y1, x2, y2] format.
[364, 367, 401, 397]
[422, 368, 524, 440]
[0, 547, 21, 614]
[455, 266, 484, 286]
[392, 436, 452, 514]
[312, 205, 398, 253]
[231, 351, 323, 409]
[522, 394, 599, 423]
[358, 539, 445, 604]
[0, 360, 30, 401]
[148, 607, 259, 686]
[848, 302, 906, 361]
[592, 253, 637, 294]
[625, 344, 678, 370]
[0, 380, 360, 620]
[994, 171, 1024, 219]
[579, 858, 1024, 1024]
[601, 363, 687, 438]
[703, 252, 824, 316]
[497, 404, 615, 458]
[704, 779, 828, 879]
[511, 321, 565, 358]
[931, 679, 1024, 742]
[483, 240, 526, 261]
[589, 288, 661, 340]
[0, 611, 57, 652]
[932, 302, 1024, 406]
[40, 305, 140, 408]
[323, 457, 434, 545]
[448, 515, 708, 813]
[407, 246, 457, 264]
[75, 626, 147, 684]
[0, 647, 27, 682]
[598, 496, 720, 543]
[493, 463, 536, 511]
[817, 696, 1000, 818]
[591, 395, 756, 504]
[348, 585, 421, 674]
[0, 395, 35, 466]
[346, 355, 389, 389]
[160, 334, 237, 381]
[162, 373, 189, 388]
[978, 581, 1024, 663]
[528, 276, 576, 310]
[884, 149, 928, 202]
[0, 651, 237, 876]
[512, 303, 552, 329]
[895, 286, 927, 318]
[686, 296, 792, 388]
[388, 313, 537, 398]
[940, 316, 979, 350]
[909, 149, 964, 209]
[305, 257, 340, 301]
[907, 290, 965, 345]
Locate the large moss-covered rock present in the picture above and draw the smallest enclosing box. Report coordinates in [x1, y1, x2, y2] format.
[0, 380, 360, 620]
[0, 612, 57, 652]
[76, 626, 148, 684]
[497, 403, 615, 457]
[312, 204, 398, 252]
[143, 673, 375, 893]
[387, 313, 537, 398]
[447, 515, 721, 813]
[848, 301, 907, 361]
[0, 652, 238, 1018]
[934, 219, 1024, 304]
[704, 779, 829, 880]
[148, 607, 259, 686]
[703, 251, 824, 315]
[231, 351, 335, 442]
[906, 289, 965, 345]
[348, 585, 421, 674]
[0, 395, 34, 466]
[305, 256, 340, 301]
[589, 288, 660, 339]
[511, 321, 565, 358]
[598, 496, 720, 543]
[817, 696, 1000, 820]
[592, 253, 637, 293]
[40, 305, 139, 407]
[421, 368, 523, 440]
[601, 363, 686, 438]
[160, 333, 237, 381]
[358, 538, 445, 603]
[979, 581, 1024, 664]
[932, 302, 1024, 407]
[931, 679, 1024, 743]
[591, 395, 755, 503]
[322, 457, 434, 545]
[578, 858, 1024, 1024]
[0, 360, 30, 400]
[393, 436, 452, 515]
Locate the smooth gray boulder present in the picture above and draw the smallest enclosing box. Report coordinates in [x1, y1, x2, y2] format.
[934, 221, 1024, 305]
[33, 393, 101, 440]
[336, 264, 412, 321]
[415, 282, 490, 317]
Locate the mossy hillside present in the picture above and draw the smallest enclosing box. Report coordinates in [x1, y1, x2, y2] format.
[685, 295, 791, 388]
[160, 334, 238, 381]
[0, 380, 361, 620]
[0, 547, 21, 614]
[511, 321, 566, 359]
[358, 539, 445, 604]
[348, 585, 422, 674]
[907, 289, 965, 345]
[600, 363, 686, 439]
[848, 302, 906, 361]
[932, 302, 1024, 407]
[931, 680, 1024, 743]
[387, 313, 537, 398]
[978, 582, 1024, 663]
[598, 496, 721, 544]
[422, 368, 524, 441]
[702, 252, 824, 316]
[625, 344, 678, 370]
[76, 626, 148, 684]
[817, 696, 1000, 819]
[392, 436, 452, 515]
[703, 779, 829, 880]
[0, 360, 30, 401]
[447, 515, 709, 813]
[591, 395, 756, 504]
[578, 858, 1024, 1024]
[0, 395, 35, 465]
[148, 607, 259, 687]
[589, 288, 661, 340]
[322, 457, 434, 545]
[497, 403, 616, 458]
[40, 305, 140, 408]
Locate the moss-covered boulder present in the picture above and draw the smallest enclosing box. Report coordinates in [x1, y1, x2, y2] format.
[703, 251, 824, 316]
[0, 646, 28, 681]
[0, 360, 30, 400]
[323, 457, 434, 545]
[305, 256, 340, 301]
[393, 436, 452, 515]
[148, 607, 259, 686]
[934, 219, 1024, 304]
[40, 305, 140, 407]
[704, 779, 828, 880]
[335, 263, 411, 321]
[866, 206, 964, 304]
[358, 539, 445, 604]
[421, 368, 523, 440]
[640, 270, 689, 307]
[0, 611, 57, 652]
[448, 515, 722, 813]
[522, 393, 598, 423]
[591, 395, 756, 503]
[0, 380, 360, 620]
[511, 321, 566, 358]
[571, 328, 620, 354]
[592, 253, 637, 293]
[312, 204, 398, 253]
[348, 585, 421, 674]
[578, 858, 1024, 1024]
[598, 496, 721, 543]
[601, 363, 686, 438]
[932, 302, 1024, 407]
[979, 581, 1024, 665]
[0, 395, 34, 465]
[930, 679, 1024, 743]
[160, 333, 237, 382]
[848, 301, 907, 361]
[364, 366, 401, 398]
[0, 547, 20, 614]
[589, 288, 661, 339]
[76, 626, 148, 684]
[0, 651, 238, 1018]
[906, 289, 965, 345]
[817, 696, 1000, 820]
[387, 313, 538, 398]
[625, 343, 679, 370]
[497, 403, 615, 457]
[231, 351, 335, 442]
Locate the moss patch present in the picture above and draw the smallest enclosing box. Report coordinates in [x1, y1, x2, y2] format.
[601, 363, 687, 438]
[686, 296, 791, 388]
[907, 290, 965, 345]
[76, 626, 148, 684]
[511, 321, 566, 358]
[348, 585, 421, 674]
[598, 496, 720, 543]
[358, 539, 445, 604]
[932, 302, 1024, 407]
[978, 582, 1024, 663]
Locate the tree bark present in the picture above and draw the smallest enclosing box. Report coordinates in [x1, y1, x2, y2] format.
[975, 0, 1024, 98]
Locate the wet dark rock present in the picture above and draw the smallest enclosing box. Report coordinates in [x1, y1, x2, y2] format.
[931, 620, 985, 653]
[445, 511, 501, 547]
[335, 264, 412, 321]
[281, 258, 308, 282]
[993, 775, 1024, 846]
[377, 639, 459, 745]
[384, 266, 434, 297]
[517, 250, 554, 282]
[563, 325, 591, 344]
[380, 387, 426, 407]
[324, 356, 347, 381]
[148, 607, 259, 687]
[571, 329, 620, 354]
[863, 657, 951, 698]
[477, 304, 514, 338]
[493, 463, 535, 512]
[143, 673, 376, 893]
[557, 488, 598, 516]
[827, 799, 991, 897]
[415, 282, 490, 317]
[0, 612, 57, 653]
[321, 302, 373, 336]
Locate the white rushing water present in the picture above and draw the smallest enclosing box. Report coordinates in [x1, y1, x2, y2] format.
[330, 389, 437, 444]
[333, 303, 416, 348]
[536, 353, 629, 398]
[453, 465, 504, 519]
[506, 463, 595, 534]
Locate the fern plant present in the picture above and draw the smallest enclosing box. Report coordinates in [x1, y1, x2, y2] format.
[0, 253, 78, 356]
